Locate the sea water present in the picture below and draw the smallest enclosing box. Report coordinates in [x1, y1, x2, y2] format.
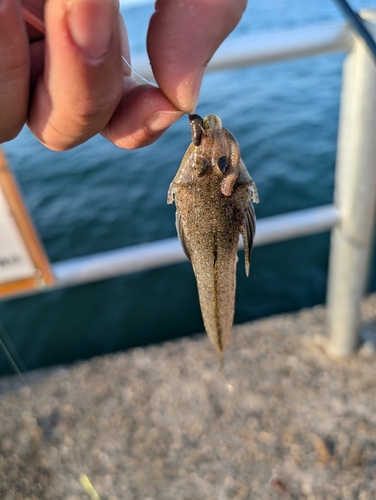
[1, 0, 376, 374]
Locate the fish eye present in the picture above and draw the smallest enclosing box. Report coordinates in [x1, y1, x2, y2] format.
[195, 157, 209, 176]
[217, 156, 229, 173]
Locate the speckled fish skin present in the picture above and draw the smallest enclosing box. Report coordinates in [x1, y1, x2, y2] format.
[168, 114, 259, 355]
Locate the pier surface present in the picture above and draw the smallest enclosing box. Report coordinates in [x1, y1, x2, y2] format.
[1, 294, 376, 500]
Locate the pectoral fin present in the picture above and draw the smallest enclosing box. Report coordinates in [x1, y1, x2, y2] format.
[238, 159, 259, 203]
[176, 211, 191, 262]
[241, 203, 256, 277]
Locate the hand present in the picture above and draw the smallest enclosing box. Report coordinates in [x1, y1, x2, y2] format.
[0, 0, 247, 151]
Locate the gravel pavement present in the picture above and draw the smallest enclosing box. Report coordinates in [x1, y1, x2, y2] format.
[1, 294, 376, 500]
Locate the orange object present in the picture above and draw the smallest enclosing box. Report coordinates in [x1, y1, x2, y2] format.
[0, 147, 54, 299]
[21, 6, 45, 34]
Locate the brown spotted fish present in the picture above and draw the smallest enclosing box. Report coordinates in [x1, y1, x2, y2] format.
[167, 114, 259, 357]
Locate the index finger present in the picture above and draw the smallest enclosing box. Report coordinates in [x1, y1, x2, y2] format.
[147, 0, 247, 113]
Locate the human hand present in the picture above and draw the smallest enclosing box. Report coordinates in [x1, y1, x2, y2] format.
[1, 0, 247, 151]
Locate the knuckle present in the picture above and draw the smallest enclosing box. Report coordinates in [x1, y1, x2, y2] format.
[73, 87, 122, 124]
[32, 87, 123, 151]
[0, 52, 29, 85]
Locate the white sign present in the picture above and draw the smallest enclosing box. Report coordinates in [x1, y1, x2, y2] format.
[0, 187, 36, 284]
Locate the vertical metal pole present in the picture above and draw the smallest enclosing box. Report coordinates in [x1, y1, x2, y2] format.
[327, 10, 376, 356]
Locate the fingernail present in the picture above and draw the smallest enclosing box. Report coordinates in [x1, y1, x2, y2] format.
[66, 0, 116, 60]
[144, 110, 183, 134]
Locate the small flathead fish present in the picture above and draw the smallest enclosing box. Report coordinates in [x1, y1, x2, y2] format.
[167, 114, 259, 356]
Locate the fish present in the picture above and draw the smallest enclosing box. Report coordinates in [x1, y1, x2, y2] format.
[167, 114, 259, 357]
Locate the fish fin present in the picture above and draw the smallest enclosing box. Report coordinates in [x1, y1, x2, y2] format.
[237, 158, 252, 184]
[242, 203, 256, 277]
[176, 211, 191, 261]
[238, 159, 259, 203]
[167, 184, 175, 204]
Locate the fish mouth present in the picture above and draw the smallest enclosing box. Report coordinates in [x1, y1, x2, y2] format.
[203, 115, 223, 134]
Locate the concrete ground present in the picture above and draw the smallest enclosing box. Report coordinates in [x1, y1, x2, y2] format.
[1, 294, 376, 500]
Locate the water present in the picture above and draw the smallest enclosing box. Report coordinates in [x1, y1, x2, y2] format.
[1, 0, 376, 375]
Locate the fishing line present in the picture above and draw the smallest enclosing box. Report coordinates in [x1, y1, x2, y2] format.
[22, 7, 158, 89]
[121, 55, 158, 87]
[0, 338, 29, 391]
[0, 319, 102, 500]
[21, 7, 45, 34]
[332, 0, 376, 63]
[0, 320, 29, 387]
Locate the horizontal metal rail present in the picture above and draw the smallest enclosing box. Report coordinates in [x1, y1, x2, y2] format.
[132, 23, 353, 81]
[52, 205, 340, 288]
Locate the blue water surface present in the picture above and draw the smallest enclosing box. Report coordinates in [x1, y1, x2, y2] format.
[1, 0, 376, 374]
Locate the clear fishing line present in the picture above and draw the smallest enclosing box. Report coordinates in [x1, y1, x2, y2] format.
[22, 6, 158, 89]
[0, 320, 102, 500]
[121, 55, 158, 87]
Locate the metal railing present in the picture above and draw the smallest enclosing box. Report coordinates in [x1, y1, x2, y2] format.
[53, 204, 341, 287]
[133, 23, 352, 77]
[9, 17, 376, 356]
[326, 11, 376, 356]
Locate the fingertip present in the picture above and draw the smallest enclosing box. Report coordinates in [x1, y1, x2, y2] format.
[144, 110, 183, 135]
[103, 81, 184, 149]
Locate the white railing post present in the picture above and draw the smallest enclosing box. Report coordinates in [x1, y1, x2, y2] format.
[327, 10, 376, 356]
